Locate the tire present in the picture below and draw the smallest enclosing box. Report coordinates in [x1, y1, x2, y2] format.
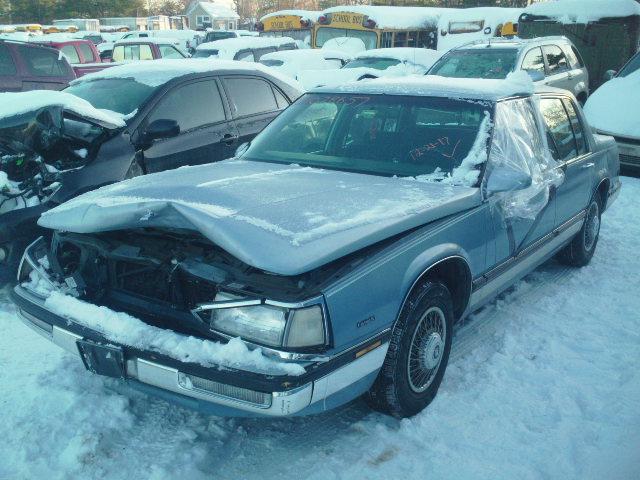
[365, 281, 454, 418]
[557, 194, 602, 267]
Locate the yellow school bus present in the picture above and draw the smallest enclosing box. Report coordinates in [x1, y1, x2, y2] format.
[14, 24, 43, 33]
[312, 6, 444, 50]
[258, 10, 321, 46]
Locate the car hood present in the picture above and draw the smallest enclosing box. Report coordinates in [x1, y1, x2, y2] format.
[584, 74, 640, 140]
[38, 160, 482, 276]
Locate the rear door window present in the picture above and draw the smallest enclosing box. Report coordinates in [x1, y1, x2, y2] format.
[158, 45, 184, 59]
[543, 45, 569, 75]
[521, 47, 545, 73]
[147, 80, 226, 133]
[77, 43, 96, 63]
[17, 45, 68, 77]
[539, 98, 577, 161]
[60, 45, 80, 64]
[0, 44, 17, 75]
[563, 99, 588, 155]
[223, 77, 278, 117]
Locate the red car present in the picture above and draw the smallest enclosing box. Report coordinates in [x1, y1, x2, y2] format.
[0, 40, 76, 92]
[30, 39, 114, 77]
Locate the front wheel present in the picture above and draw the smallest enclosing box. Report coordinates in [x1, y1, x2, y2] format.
[558, 195, 601, 267]
[365, 281, 453, 418]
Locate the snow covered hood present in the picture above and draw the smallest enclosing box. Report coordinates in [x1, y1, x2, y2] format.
[0, 90, 125, 129]
[38, 160, 481, 276]
[583, 72, 640, 140]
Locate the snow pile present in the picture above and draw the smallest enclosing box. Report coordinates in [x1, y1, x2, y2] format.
[436, 7, 523, 51]
[584, 70, 640, 139]
[323, 5, 447, 29]
[260, 49, 352, 79]
[260, 9, 322, 23]
[356, 48, 442, 68]
[0, 90, 125, 128]
[43, 291, 305, 377]
[523, 0, 640, 23]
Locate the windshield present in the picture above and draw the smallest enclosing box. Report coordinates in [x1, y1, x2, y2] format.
[344, 57, 401, 70]
[316, 27, 377, 50]
[65, 78, 158, 116]
[619, 52, 640, 78]
[243, 93, 492, 179]
[429, 49, 518, 79]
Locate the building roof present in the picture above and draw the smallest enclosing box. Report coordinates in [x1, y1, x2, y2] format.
[187, 1, 240, 20]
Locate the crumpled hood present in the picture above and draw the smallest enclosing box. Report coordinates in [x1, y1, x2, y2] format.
[39, 160, 481, 276]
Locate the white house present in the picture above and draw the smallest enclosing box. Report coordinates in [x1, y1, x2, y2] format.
[185, 1, 240, 30]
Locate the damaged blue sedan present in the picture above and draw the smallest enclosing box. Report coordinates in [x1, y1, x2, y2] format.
[12, 75, 620, 418]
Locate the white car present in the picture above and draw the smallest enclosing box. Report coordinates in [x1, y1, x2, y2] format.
[193, 36, 297, 62]
[297, 47, 443, 90]
[584, 68, 640, 174]
[259, 49, 352, 80]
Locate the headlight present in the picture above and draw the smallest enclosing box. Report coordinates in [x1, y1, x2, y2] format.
[199, 292, 326, 349]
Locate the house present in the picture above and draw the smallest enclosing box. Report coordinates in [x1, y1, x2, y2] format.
[185, 1, 240, 30]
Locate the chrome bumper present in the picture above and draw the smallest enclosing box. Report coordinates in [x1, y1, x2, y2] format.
[616, 140, 640, 168]
[16, 295, 388, 417]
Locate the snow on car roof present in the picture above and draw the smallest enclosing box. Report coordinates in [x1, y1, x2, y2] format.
[260, 9, 322, 23]
[0, 90, 125, 128]
[523, 0, 640, 23]
[72, 58, 298, 88]
[260, 48, 351, 62]
[115, 37, 180, 45]
[355, 48, 443, 67]
[314, 70, 535, 101]
[322, 5, 448, 29]
[196, 36, 296, 52]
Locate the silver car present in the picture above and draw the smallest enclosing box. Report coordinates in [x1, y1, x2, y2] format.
[429, 36, 590, 104]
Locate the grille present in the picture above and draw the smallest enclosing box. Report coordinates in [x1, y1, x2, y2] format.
[178, 372, 272, 407]
[113, 260, 218, 309]
[619, 154, 640, 167]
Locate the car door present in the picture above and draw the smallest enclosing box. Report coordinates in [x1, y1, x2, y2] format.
[0, 44, 22, 92]
[488, 98, 558, 265]
[221, 75, 289, 147]
[538, 96, 594, 226]
[542, 45, 572, 90]
[139, 78, 239, 173]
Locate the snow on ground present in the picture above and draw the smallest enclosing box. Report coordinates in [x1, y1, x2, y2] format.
[1, 178, 639, 480]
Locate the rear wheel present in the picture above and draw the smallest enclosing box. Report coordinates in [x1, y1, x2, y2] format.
[558, 194, 601, 267]
[365, 281, 453, 418]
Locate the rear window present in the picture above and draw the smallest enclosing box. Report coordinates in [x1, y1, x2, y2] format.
[0, 44, 17, 76]
[17, 45, 70, 77]
[193, 49, 218, 58]
[206, 31, 236, 42]
[429, 49, 518, 79]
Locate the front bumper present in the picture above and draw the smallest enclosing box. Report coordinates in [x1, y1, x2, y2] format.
[12, 285, 389, 417]
[614, 139, 640, 172]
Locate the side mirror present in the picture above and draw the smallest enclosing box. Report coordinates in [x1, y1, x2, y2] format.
[485, 165, 533, 195]
[525, 70, 545, 82]
[143, 119, 180, 146]
[603, 69, 617, 82]
[235, 142, 250, 157]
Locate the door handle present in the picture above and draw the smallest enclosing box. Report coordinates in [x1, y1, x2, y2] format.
[581, 162, 595, 169]
[221, 134, 238, 145]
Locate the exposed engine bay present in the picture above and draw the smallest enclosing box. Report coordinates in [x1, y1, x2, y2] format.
[43, 229, 374, 340]
[0, 106, 110, 214]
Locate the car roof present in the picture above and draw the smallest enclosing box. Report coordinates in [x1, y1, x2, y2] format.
[115, 37, 178, 45]
[454, 36, 572, 52]
[312, 74, 559, 102]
